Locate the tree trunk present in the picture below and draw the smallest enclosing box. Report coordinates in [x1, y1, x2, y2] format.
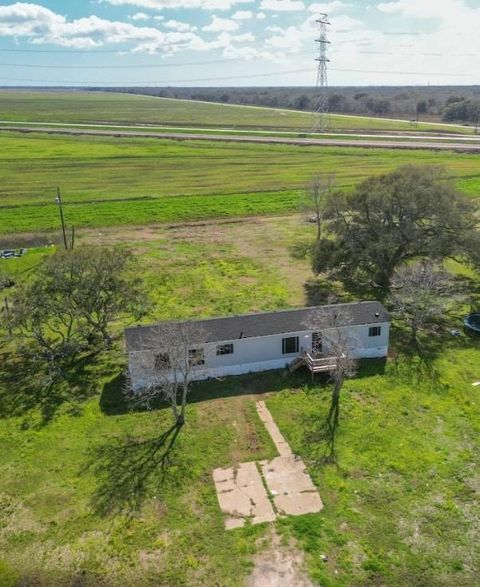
[325, 372, 343, 460]
[176, 383, 188, 428]
[316, 213, 322, 241]
[171, 396, 179, 424]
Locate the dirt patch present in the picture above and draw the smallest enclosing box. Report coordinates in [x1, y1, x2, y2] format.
[73, 214, 312, 306]
[248, 530, 315, 587]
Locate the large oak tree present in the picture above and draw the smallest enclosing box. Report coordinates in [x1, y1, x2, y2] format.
[311, 165, 480, 293]
[12, 246, 147, 361]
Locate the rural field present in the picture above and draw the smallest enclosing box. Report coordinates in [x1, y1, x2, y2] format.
[1, 90, 480, 587]
[1, 218, 479, 586]
[0, 90, 475, 134]
[1, 128, 480, 235]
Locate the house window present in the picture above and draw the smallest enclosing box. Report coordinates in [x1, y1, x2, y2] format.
[369, 326, 381, 337]
[282, 336, 299, 354]
[154, 353, 171, 370]
[188, 348, 205, 366]
[217, 343, 234, 356]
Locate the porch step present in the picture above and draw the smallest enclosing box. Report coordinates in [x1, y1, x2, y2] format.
[288, 356, 306, 373]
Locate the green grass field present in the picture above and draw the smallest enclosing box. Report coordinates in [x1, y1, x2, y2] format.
[0, 219, 479, 585]
[1, 131, 480, 235]
[0, 90, 474, 134]
[1, 89, 480, 585]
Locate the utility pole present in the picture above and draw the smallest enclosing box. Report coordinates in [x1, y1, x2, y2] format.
[312, 13, 331, 132]
[55, 187, 68, 250]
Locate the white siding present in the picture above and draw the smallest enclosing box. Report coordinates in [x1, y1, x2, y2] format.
[128, 321, 389, 390]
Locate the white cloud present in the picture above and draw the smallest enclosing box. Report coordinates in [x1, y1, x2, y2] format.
[0, 2, 198, 52]
[232, 10, 253, 19]
[259, 0, 305, 11]
[257, 12, 266, 19]
[203, 16, 239, 32]
[330, 14, 362, 32]
[104, 0, 253, 10]
[0, 1, 272, 61]
[164, 19, 196, 32]
[377, 0, 460, 18]
[130, 12, 149, 20]
[309, 1, 350, 14]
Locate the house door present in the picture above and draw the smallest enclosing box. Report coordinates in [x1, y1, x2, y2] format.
[312, 332, 323, 354]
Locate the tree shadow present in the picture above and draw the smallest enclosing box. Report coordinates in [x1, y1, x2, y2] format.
[100, 359, 388, 418]
[299, 411, 335, 464]
[0, 349, 101, 426]
[389, 319, 479, 386]
[85, 423, 181, 517]
[99, 373, 130, 415]
[304, 277, 345, 306]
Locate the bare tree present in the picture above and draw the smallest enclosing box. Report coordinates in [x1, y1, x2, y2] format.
[301, 173, 336, 241]
[128, 321, 211, 428]
[389, 261, 460, 351]
[305, 308, 358, 460]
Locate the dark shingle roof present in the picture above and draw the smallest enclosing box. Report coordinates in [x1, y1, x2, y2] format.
[125, 301, 389, 352]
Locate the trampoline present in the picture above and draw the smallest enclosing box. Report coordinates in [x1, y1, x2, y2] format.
[464, 313, 480, 335]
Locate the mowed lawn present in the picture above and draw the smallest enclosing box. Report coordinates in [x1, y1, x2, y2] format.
[0, 90, 474, 134]
[0, 219, 479, 586]
[1, 131, 480, 234]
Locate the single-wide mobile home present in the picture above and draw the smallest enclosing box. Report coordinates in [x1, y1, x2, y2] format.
[125, 301, 390, 391]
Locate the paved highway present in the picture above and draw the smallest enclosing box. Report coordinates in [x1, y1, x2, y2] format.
[2, 124, 480, 152]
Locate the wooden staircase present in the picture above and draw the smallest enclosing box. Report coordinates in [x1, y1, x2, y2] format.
[288, 356, 306, 373]
[289, 352, 339, 374]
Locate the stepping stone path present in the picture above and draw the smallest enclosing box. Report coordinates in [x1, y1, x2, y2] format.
[213, 401, 323, 529]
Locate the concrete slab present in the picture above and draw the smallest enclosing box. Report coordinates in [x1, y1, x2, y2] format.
[260, 455, 323, 516]
[213, 461, 276, 528]
[256, 401, 292, 457]
[225, 517, 246, 530]
[274, 492, 324, 517]
[213, 401, 323, 528]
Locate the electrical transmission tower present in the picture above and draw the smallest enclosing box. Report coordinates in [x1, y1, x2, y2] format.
[312, 13, 330, 131]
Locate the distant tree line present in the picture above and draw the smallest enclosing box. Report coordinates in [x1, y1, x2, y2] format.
[93, 85, 480, 124]
[442, 96, 480, 124]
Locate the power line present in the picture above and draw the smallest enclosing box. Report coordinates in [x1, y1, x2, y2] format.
[0, 56, 313, 69]
[0, 67, 315, 85]
[0, 59, 242, 69]
[0, 66, 473, 87]
[0, 47, 131, 54]
[332, 66, 471, 77]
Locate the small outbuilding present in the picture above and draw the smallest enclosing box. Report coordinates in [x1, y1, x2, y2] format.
[125, 301, 390, 391]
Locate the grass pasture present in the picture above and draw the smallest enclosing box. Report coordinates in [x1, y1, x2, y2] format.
[1, 88, 480, 585]
[1, 131, 480, 235]
[0, 218, 479, 585]
[0, 90, 475, 134]
[269, 344, 480, 587]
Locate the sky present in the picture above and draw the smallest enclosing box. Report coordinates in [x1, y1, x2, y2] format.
[0, 0, 478, 87]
